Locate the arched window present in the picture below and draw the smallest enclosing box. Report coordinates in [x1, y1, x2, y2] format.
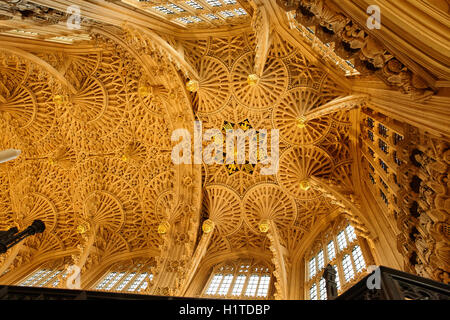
[93, 258, 154, 293]
[20, 268, 63, 288]
[18, 258, 70, 288]
[203, 260, 272, 299]
[305, 218, 373, 300]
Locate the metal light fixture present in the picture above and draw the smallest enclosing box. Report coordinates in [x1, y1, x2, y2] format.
[0, 149, 21, 164]
[0, 219, 45, 254]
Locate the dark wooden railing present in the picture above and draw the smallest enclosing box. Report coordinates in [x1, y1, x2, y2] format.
[0, 285, 194, 300]
[323, 264, 450, 300]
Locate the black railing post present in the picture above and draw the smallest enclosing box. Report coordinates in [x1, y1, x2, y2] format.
[323, 264, 338, 300]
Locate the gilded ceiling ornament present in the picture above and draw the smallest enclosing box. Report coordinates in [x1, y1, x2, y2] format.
[186, 79, 199, 92]
[247, 74, 260, 86]
[202, 219, 214, 234]
[258, 219, 270, 233]
[157, 221, 170, 234]
[299, 179, 311, 191]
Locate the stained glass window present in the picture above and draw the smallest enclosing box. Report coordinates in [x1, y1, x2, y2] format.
[217, 274, 233, 295]
[378, 124, 388, 138]
[317, 250, 324, 270]
[378, 139, 389, 154]
[94, 259, 154, 292]
[333, 265, 341, 291]
[231, 275, 246, 296]
[186, 1, 203, 9]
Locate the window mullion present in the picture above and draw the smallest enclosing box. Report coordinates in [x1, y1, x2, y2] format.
[34, 270, 49, 287]
[358, 240, 372, 265]
[349, 249, 358, 276]
[315, 279, 320, 300]
[344, 228, 350, 245]
[124, 264, 143, 292]
[324, 243, 329, 265]
[226, 273, 237, 297]
[216, 274, 226, 296]
[43, 270, 60, 287]
[254, 272, 262, 298]
[241, 270, 251, 297]
[115, 270, 128, 291]
[315, 254, 319, 274]
[336, 261, 345, 288]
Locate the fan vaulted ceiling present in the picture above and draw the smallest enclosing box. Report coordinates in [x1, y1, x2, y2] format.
[1, 0, 448, 298]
